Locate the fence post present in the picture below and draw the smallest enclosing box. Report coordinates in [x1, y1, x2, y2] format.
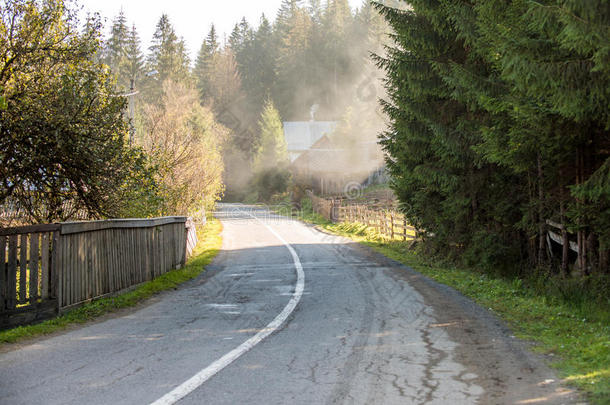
[0, 235, 5, 312]
[390, 213, 395, 240]
[52, 230, 61, 312]
[403, 217, 407, 241]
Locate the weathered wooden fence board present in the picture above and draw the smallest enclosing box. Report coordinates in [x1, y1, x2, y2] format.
[0, 236, 6, 310]
[30, 233, 39, 302]
[7, 235, 17, 310]
[41, 233, 49, 300]
[19, 234, 27, 304]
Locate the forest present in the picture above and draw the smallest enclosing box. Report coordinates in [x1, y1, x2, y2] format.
[0, 0, 397, 223]
[1, 0, 608, 278]
[99, 0, 397, 202]
[375, 0, 609, 277]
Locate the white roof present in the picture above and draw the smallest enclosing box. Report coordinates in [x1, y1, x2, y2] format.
[283, 121, 337, 156]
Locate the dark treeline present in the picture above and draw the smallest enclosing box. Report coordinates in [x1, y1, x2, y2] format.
[375, 1, 609, 276]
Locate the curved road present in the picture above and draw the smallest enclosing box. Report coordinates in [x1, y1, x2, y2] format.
[0, 204, 580, 404]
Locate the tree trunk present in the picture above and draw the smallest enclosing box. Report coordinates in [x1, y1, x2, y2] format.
[537, 153, 546, 267]
[559, 169, 569, 277]
[576, 145, 588, 275]
[527, 172, 537, 266]
[600, 246, 609, 274]
[587, 232, 598, 273]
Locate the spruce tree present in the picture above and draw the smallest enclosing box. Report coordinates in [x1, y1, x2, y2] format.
[104, 10, 128, 73]
[146, 14, 190, 86]
[373, 1, 523, 270]
[255, 98, 288, 170]
[471, 0, 610, 272]
[374, 0, 609, 273]
[248, 15, 276, 103]
[252, 99, 290, 200]
[206, 24, 219, 53]
[274, 5, 313, 119]
[119, 24, 144, 89]
[195, 25, 220, 104]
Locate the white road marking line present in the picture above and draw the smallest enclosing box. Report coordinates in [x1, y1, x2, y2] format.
[206, 304, 239, 308]
[150, 210, 305, 405]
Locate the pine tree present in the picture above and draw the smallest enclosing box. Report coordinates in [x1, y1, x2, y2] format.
[374, 0, 609, 273]
[147, 14, 190, 86]
[274, 5, 313, 119]
[373, 1, 523, 271]
[251, 98, 290, 200]
[254, 98, 288, 170]
[118, 24, 143, 89]
[194, 25, 220, 103]
[104, 10, 128, 73]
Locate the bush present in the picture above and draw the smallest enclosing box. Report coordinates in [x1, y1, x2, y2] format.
[251, 167, 291, 202]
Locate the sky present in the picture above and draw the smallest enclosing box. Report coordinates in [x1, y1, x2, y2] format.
[79, 0, 365, 61]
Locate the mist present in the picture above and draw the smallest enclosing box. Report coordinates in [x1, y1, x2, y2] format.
[214, 0, 402, 201]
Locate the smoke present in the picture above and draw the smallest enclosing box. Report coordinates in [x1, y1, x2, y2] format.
[222, 1, 395, 201]
[285, 28, 389, 195]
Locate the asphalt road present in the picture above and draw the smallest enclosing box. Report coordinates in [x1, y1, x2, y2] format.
[0, 204, 581, 404]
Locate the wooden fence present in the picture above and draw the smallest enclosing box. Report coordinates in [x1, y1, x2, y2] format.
[0, 217, 197, 329]
[308, 192, 341, 222]
[308, 192, 417, 241]
[338, 205, 417, 241]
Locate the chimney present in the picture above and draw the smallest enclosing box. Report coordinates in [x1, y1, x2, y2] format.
[310, 104, 319, 122]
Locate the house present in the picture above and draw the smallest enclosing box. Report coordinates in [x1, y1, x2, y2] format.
[289, 134, 384, 195]
[283, 121, 337, 163]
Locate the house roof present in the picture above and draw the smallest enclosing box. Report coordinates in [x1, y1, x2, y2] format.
[283, 121, 338, 162]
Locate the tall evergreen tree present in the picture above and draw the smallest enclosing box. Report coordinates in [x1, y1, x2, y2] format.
[247, 15, 276, 103]
[195, 24, 221, 104]
[254, 98, 288, 171]
[146, 14, 190, 86]
[251, 98, 290, 200]
[374, 0, 609, 274]
[322, 0, 354, 102]
[470, 0, 610, 272]
[308, 0, 323, 23]
[206, 24, 219, 53]
[274, 5, 314, 119]
[119, 24, 144, 89]
[104, 10, 128, 73]
[275, 0, 302, 34]
[374, 1, 524, 271]
[229, 17, 252, 56]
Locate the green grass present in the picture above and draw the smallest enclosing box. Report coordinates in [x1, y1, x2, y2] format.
[0, 217, 223, 345]
[289, 201, 609, 404]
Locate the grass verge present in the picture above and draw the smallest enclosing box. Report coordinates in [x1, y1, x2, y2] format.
[284, 202, 609, 404]
[0, 217, 222, 345]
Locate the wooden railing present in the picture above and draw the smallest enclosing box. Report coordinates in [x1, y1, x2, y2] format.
[338, 205, 417, 241]
[1, 217, 197, 329]
[308, 192, 341, 222]
[307, 192, 417, 241]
